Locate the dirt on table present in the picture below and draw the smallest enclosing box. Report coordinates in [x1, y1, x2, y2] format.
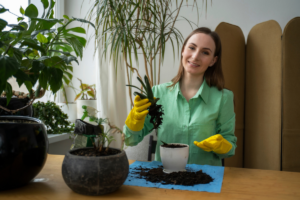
[131, 166, 213, 186]
[70, 148, 121, 157]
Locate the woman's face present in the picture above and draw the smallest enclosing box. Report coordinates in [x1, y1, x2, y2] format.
[181, 33, 217, 77]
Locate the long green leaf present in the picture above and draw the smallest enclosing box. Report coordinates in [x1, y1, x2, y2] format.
[133, 92, 147, 99]
[72, 17, 95, 29]
[126, 84, 146, 94]
[144, 75, 153, 100]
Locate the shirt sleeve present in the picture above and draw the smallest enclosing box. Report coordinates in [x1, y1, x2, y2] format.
[215, 89, 237, 159]
[123, 86, 156, 146]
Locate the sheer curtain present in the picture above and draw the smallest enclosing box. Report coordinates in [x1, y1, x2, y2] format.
[96, 50, 128, 149]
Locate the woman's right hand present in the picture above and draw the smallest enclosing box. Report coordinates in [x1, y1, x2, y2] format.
[125, 95, 152, 131]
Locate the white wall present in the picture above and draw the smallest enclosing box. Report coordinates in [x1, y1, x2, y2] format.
[63, 0, 300, 161]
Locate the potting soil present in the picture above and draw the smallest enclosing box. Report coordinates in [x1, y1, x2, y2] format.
[132, 165, 213, 185]
[124, 161, 225, 193]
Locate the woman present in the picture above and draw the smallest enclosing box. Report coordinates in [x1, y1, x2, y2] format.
[123, 27, 237, 166]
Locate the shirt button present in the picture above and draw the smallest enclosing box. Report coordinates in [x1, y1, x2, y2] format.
[183, 125, 186, 128]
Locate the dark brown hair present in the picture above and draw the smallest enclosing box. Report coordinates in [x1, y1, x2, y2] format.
[168, 27, 224, 90]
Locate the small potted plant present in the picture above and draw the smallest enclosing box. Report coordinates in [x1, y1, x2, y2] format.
[74, 78, 97, 119]
[127, 76, 189, 173]
[62, 107, 128, 196]
[33, 101, 74, 134]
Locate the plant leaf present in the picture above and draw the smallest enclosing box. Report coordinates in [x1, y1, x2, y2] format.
[20, 6, 25, 15]
[65, 37, 83, 59]
[126, 84, 146, 94]
[0, 19, 8, 31]
[25, 4, 39, 18]
[41, 0, 49, 9]
[74, 92, 82, 101]
[144, 75, 153, 100]
[13, 69, 32, 88]
[66, 27, 86, 34]
[87, 91, 95, 98]
[72, 17, 95, 29]
[0, 55, 19, 82]
[31, 29, 55, 38]
[20, 40, 46, 55]
[63, 15, 70, 20]
[39, 67, 48, 89]
[0, 8, 9, 14]
[5, 82, 12, 105]
[133, 92, 147, 99]
[37, 32, 48, 43]
[48, 67, 63, 93]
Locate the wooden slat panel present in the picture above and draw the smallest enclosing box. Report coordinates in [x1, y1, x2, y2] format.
[244, 20, 282, 170]
[282, 17, 300, 172]
[215, 22, 246, 168]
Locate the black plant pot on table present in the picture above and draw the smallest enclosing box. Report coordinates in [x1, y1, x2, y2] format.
[0, 97, 33, 117]
[0, 116, 48, 190]
[62, 147, 129, 195]
[62, 119, 129, 195]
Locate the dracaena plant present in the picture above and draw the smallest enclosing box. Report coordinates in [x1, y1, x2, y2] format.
[74, 78, 96, 101]
[0, 0, 94, 113]
[127, 75, 164, 131]
[86, 0, 208, 106]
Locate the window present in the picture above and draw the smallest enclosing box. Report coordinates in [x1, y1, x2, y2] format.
[1, 0, 29, 30]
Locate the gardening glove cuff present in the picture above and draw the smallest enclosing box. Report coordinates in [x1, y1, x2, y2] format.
[125, 95, 151, 132]
[193, 134, 232, 154]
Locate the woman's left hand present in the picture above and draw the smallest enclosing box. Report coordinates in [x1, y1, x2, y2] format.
[194, 134, 232, 154]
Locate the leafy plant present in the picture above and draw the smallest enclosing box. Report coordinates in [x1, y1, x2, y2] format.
[86, 0, 204, 105]
[74, 78, 96, 101]
[0, 0, 94, 113]
[127, 75, 164, 131]
[33, 101, 75, 134]
[80, 105, 123, 152]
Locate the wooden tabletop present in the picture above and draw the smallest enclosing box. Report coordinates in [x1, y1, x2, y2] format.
[1, 154, 300, 200]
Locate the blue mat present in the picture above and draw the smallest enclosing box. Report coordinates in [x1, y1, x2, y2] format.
[124, 161, 224, 193]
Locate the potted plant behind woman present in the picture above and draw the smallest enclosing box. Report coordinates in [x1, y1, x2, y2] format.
[0, 0, 94, 190]
[74, 78, 97, 119]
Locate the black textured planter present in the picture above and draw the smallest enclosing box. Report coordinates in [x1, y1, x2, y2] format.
[0, 97, 33, 117]
[62, 147, 129, 195]
[0, 116, 48, 190]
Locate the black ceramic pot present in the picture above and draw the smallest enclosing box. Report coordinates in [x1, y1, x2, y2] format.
[62, 147, 129, 195]
[0, 116, 48, 190]
[0, 97, 33, 117]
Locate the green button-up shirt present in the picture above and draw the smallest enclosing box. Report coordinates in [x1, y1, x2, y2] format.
[123, 79, 237, 166]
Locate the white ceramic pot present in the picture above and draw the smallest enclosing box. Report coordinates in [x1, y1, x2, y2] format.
[57, 103, 77, 123]
[160, 143, 189, 173]
[76, 100, 97, 119]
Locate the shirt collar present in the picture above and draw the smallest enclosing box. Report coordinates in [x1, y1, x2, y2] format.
[175, 78, 209, 104]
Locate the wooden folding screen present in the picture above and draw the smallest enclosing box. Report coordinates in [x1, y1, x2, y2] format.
[282, 17, 300, 172]
[215, 23, 245, 168]
[244, 20, 282, 170]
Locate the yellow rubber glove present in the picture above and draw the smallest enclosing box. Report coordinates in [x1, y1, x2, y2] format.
[125, 95, 152, 131]
[193, 134, 232, 154]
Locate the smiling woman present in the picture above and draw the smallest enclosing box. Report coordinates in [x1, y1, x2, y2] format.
[123, 27, 237, 167]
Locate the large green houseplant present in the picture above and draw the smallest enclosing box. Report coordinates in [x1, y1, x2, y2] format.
[0, 0, 94, 191]
[87, 0, 206, 105]
[0, 0, 94, 114]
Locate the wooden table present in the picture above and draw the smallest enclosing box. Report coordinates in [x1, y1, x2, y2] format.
[1, 154, 300, 200]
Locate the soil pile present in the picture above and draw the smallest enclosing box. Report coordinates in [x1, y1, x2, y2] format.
[71, 148, 120, 157]
[132, 166, 213, 186]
